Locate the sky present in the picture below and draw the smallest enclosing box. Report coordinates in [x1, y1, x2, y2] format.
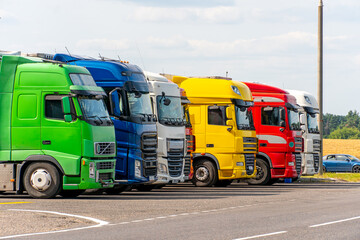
[1, 0, 359, 115]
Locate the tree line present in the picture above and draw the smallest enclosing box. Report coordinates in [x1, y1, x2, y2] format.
[323, 110, 360, 139]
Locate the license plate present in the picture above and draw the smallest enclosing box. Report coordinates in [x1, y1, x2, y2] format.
[169, 140, 183, 149]
[149, 176, 155, 181]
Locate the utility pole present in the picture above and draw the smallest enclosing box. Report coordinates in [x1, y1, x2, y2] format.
[318, 0, 324, 175]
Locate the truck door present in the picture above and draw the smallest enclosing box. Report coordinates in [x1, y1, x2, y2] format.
[41, 94, 82, 175]
[257, 106, 288, 169]
[205, 105, 234, 154]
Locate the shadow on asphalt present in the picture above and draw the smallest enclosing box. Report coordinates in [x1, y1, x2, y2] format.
[1, 182, 359, 201]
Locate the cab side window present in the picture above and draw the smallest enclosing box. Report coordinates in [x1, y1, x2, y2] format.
[261, 106, 284, 126]
[45, 99, 64, 120]
[45, 95, 75, 121]
[208, 106, 227, 126]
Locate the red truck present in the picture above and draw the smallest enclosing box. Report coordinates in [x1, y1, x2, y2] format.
[243, 82, 303, 185]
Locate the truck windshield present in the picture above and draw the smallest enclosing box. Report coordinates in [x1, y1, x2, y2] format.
[78, 97, 112, 126]
[287, 109, 301, 130]
[235, 106, 255, 130]
[157, 96, 183, 126]
[127, 92, 153, 116]
[307, 113, 320, 133]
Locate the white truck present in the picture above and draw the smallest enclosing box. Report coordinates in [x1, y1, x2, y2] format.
[135, 71, 187, 190]
[287, 90, 321, 175]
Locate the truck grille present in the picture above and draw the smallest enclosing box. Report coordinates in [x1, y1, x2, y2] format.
[294, 153, 302, 175]
[313, 139, 321, 153]
[183, 153, 191, 177]
[243, 137, 257, 152]
[244, 154, 255, 175]
[167, 151, 184, 177]
[294, 137, 303, 152]
[98, 172, 113, 181]
[96, 161, 114, 170]
[94, 142, 115, 155]
[141, 132, 158, 177]
[313, 153, 320, 172]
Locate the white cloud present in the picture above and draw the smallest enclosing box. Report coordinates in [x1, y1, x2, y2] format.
[132, 6, 242, 24]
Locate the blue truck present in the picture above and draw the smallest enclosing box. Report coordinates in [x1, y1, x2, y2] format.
[51, 54, 158, 193]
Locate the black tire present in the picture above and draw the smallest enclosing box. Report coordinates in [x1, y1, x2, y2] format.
[266, 178, 279, 185]
[105, 185, 132, 195]
[291, 177, 299, 182]
[214, 180, 233, 187]
[248, 158, 271, 185]
[153, 184, 166, 189]
[352, 165, 360, 173]
[191, 159, 217, 187]
[59, 190, 85, 198]
[23, 162, 61, 199]
[135, 185, 156, 192]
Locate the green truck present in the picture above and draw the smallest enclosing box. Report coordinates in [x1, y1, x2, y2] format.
[0, 55, 116, 198]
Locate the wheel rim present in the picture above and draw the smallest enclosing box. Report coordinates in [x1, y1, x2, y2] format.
[30, 169, 52, 191]
[255, 165, 265, 180]
[196, 167, 210, 181]
[354, 166, 360, 173]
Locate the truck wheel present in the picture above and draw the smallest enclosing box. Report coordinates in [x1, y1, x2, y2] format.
[105, 185, 132, 195]
[248, 159, 271, 185]
[135, 185, 156, 191]
[214, 180, 232, 187]
[191, 159, 217, 187]
[23, 162, 61, 199]
[59, 190, 84, 198]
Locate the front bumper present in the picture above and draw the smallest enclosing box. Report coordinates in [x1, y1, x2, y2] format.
[63, 157, 116, 190]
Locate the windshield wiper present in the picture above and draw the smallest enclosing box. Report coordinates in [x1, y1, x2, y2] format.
[86, 115, 103, 124]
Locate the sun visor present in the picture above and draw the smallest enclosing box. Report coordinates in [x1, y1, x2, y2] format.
[123, 81, 149, 93]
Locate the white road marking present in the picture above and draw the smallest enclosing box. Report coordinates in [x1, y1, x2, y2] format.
[0, 209, 108, 239]
[233, 231, 288, 240]
[310, 216, 360, 228]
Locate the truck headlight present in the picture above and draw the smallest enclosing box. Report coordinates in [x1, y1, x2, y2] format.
[158, 163, 167, 174]
[135, 160, 142, 178]
[288, 162, 295, 166]
[89, 162, 95, 179]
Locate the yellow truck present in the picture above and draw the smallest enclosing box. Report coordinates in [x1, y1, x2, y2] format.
[171, 76, 257, 187]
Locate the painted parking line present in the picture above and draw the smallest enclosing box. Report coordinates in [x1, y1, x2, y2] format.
[0, 209, 109, 239]
[310, 215, 360, 228]
[233, 231, 288, 240]
[0, 202, 32, 205]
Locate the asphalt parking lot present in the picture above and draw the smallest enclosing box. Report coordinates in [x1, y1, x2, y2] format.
[1, 182, 360, 240]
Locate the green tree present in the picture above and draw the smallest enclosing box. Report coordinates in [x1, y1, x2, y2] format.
[328, 127, 360, 139]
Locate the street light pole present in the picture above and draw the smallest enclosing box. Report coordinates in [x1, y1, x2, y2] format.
[318, 0, 324, 175]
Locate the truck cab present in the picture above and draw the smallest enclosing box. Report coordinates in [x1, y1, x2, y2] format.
[287, 90, 321, 175]
[0, 55, 116, 198]
[173, 76, 257, 187]
[53, 54, 158, 193]
[243, 82, 303, 185]
[141, 72, 187, 189]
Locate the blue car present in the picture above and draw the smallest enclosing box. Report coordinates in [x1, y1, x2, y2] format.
[323, 154, 360, 173]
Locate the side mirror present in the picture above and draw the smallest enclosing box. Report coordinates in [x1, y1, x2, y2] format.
[226, 119, 234, 126]
[109, 88, 122, 117]
[226, 107, 233, 120]
[226, 119, 234, 132]
[62, 96, 72, 123]
[300, 114, 306, 125]
[280, 108, 285, 120]
[280, 120, 286, 127]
